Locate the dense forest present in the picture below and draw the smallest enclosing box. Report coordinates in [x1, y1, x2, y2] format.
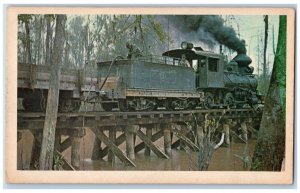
[18, 15, 172, 69]
[17, 15, 274, 76]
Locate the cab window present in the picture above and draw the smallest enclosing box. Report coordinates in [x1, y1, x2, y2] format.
[208, 58, 219, 72]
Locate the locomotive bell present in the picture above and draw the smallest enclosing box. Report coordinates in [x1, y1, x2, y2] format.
[181, 41, 194, 50]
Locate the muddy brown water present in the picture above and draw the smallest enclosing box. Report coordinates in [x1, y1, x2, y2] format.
[17, 128, 256, 171]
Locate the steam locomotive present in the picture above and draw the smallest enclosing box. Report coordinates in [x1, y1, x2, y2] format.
[97, 41, 261, 111]
[18, 41, 261, 112]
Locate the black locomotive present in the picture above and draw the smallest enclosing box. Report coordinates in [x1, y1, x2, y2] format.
[97, 41, 261, 111]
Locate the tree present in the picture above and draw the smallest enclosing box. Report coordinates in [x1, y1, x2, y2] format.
[39, 15, 67, 170]
[45, 15, 54, 65]
[251, 15, 286, 171]
[263, 15, 269, 79]
[18, 14, 32, 64]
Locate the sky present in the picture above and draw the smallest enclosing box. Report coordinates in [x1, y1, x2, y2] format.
[158, 15, 279, 75]
[234, 15, 279, 75]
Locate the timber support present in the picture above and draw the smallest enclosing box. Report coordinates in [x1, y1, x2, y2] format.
[163, 125, 172, 156]
[17, 108, 262, 170]
[108, 128, 116, 163]
[126, 125, 137, 161]
[144, 126, 152, 156]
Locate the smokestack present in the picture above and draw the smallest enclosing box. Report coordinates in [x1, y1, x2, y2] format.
[237, 39, 247, 54]
[219, 45, 223, 54]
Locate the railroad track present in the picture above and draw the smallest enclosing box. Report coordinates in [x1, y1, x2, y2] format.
[18, 108, 262, 129]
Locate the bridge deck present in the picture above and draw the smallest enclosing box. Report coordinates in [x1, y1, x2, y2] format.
[18, 108, 261, 130]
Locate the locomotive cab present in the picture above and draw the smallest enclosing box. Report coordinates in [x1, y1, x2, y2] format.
[162, 43, 225, 90]
[195, 53, 225, 89]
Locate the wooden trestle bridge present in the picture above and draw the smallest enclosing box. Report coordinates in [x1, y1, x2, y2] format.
[17, 108, 262, 170]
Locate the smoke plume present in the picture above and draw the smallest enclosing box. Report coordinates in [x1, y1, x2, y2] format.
[168, 15, 246, 54]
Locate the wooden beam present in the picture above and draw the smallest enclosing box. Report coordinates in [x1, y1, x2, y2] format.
[230, 130, 247, 143]
[179, 125, 188, 150]
[108, 129, 116, 162]
[223, 123, 230, 146]
[54, 133, 61, 152]
[173, 130, 200, 151]
[145, 128, 152, 156]
[90, 127, 136, 167]
[126, 126, 137, 160]
[135, 130, 169, 159]
[241, 121, 248, 142]
[100, 133, 126, 159]
[60, 137, 72, 152]
[29, 130, 42, 169]
[134, 130, 164, 153]
[171, 139, 180, 149]
[71, 136, 81, 169]
[54, 150, 76, 171]
[163, 129, 172, 156]
[91, 136, 102, 160]
[247, 125, 259, 139]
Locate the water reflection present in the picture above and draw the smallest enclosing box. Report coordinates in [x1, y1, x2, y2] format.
[17, 128, 256, 171]
[80, 140, 256, 171]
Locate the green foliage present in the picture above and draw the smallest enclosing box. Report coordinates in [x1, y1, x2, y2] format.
[251, 159, 262, 171]
[53, 154, 64, 170]
[18, 14, 32, 24]
[45, 14, 55, 22]
[147, 15, 168, 42]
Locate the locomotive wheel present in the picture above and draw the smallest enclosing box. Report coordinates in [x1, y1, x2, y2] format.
[119, 100, 129, 112]
[204, 92, 214, 109]
[147, 99, 158, 111]
[186, 99, 197, 110]
[102, 102, 114, 111]
[224, 93, 235, 108]
[165, 100, 175, 111]
[125, 98, 158, 111]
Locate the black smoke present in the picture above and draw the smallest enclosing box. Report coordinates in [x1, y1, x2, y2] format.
[168, 15, 246, 54]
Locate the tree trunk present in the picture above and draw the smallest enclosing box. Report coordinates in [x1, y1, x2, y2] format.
[45, 15, 53, 65]
[24, 20, 32, 64]
[251, 16, 286, 171]
[39, 15, 67, 170]
[263, 15, 269, 79]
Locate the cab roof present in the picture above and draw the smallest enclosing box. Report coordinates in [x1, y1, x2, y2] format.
[162, 49, 223, 59]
